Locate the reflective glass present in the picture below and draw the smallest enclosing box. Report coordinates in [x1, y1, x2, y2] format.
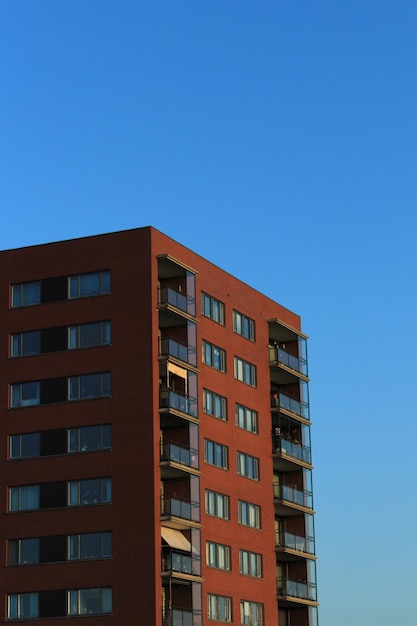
[21, 433, 40, 458]
[22, 331, 41, 355]
[20, 538, 39, 564]
[21, 382, 40, 406]
[79, 273, 100, 297]
[80, 374, 100, 399]
[80, 533, 101, 559]
[22, 282, 40, 306]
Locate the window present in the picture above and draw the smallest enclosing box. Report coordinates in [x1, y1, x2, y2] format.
[201, 293, 225, 325]
[68, 271, 111, 299]
[203, 389, 227, 421]
[69, 372, 111, 401]
[238, 501, 261, 529]
[233, 310, 255, 341]
[8, 539, 39, 565]
[10, 373, 111, 408]
[10, 425, 111, 460]
[9, 485, 40, 511]
[204, 439, 228, 470]
[205, 490, 230, 519]
[236, 404, 258, 433]
[208, 594, 232, 622]
[8, 532, 112, 565]
[11, 282, 40, 308]
[68, 478, 112, 506]
[206, 541, 231, 570]
[10, 382, 40, 408]
[237, 452, 259, 481]
[68, 588, 112, 616]
[69, 321, 111, 349]
[10, 331, 41, 357]
[8, 592, 39, 620]
[202, 341, 226, 372]
[239, 550, 262, 578]
[11, 271, 110, 309]
[68, 532, 112, 560]
[234, 357, 256, 387]
[240, 600, 264, 626]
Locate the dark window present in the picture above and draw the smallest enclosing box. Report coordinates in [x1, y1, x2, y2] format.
[41, 326, 67, 353]
[40, 429, 67, 456]
[39, 536, 67, 563]
[40, 277, 67, 303]
[40, 377, 67, 404]
[39, 482, 67, 509]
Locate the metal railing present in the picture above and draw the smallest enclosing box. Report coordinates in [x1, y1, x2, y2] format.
[271, 392, 309, 420]
[274, 484, 313, 510]
[269, 346, 308, 376]
[158, 286, 196, 317]
[162, 550, 201, 576]
[160, 390, 198, 418]
[159, 337, 197, 366]
[162, 608, 196, 626]
[161, 496, 200, 523]
[160, 441, 199, 470]
[277, 577, 317, 601]
[275, 531, 315, 556]
[273, 437, 311, 464]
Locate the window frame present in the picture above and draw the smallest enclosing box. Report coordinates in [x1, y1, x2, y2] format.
[235, 404, 258, 434]
[207, 593, 232, 622]
[204, 439, 229, 470]
[202, 340, 226, 372]
[239, 549, 263, 578]
[68, 477, 112, 507]
[240, 600, 264, 626]
[7, 592, 39, 620]
[233, 310, 255, 341]
[67, 587, 112, 616]
[201, 293, 225, 325]
[205, 489, 230, 520]
[238, 500, 261, 529]
[234, 357, 256, 387]
[203, 389, 227, 421]
[236, 452, 260, 481]
[206, 541, 231, 571]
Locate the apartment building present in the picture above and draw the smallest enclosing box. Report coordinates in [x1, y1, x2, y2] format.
[0, 227, 318, 625]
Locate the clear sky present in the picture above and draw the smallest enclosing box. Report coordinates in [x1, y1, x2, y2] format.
[1, 2, 417, 624]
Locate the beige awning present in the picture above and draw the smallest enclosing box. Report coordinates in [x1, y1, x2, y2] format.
[161, 527, 192, 552]
[168, 362, 187, 379]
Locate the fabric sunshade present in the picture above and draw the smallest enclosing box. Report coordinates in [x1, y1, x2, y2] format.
[161, 527, 192, 552]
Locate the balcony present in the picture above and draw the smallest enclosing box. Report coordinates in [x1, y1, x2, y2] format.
[162, 608, 201, 626]
[158, 286, 196, 318]
[159, 337, 197, 367]
[274, 484, 313, 515]
[271, 392, 309, 422]
[275, 531, 316, 560]
[162, 550, 201, 578]
[161, 496, 200, 529]
[160, 441, 199, 478]
[269, 346, 308, 377]
[273, 436, 312, 470]
[160, 390, 198, 423]
[277, 577, 317, 605]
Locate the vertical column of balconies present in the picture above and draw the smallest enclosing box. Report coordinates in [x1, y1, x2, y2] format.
[157, 256, 202, 626]
[269, 322, 319, 626]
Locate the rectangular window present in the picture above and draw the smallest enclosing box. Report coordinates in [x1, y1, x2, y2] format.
[68, 321, 111, 349]
[10, 382, 40, 408]
[203, 389, 227, 421]
[240, 600, 264, 626]
[68, 271, 111, 299]
[204, 439, 228, 470]
[11, 271, 110, 308]
[9, 485, 40, 512]
[10, 331, 41, 357]
[11, 282, 41, 308]
[201, 293, 225, 325]
[68, 372, 111, 401]
[8, 538, 40, 565]
[238, 501, 261, 529]
[68, 478, 112, 506]
[208, 594, 232, 622]
[10, 425, 111, 460]
[237, 452, 259, 481]
[233, 310, 255, 341]
[8, 592, 39, 620]
[236, 404, 258, 433]
[206, 541, 231, 571]
[205, 490, 230, 519]
[68, 532, 112, 561]
[202, 340, 226, 372]
[234, 357, 256, 387]
[67, 588, 112, 616]
[239, 550, 262, 578]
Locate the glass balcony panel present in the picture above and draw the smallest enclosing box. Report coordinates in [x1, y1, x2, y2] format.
[277, 578, 317, 602]
[161, 497, 200, 523]
[162, 609, 196, 626]
[161, 442, 199, 470]
[276, 531, 315, 555]
[273, 393, 309, 420]
[159, 287, 196, 317]
[160, 390, 198, 417]
[274, 484, 313, 510]
[160, 338, 197, 367]
[275, 438, 311, 464]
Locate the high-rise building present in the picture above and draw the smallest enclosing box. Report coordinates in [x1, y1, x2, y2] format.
[0, 227, 318, 626]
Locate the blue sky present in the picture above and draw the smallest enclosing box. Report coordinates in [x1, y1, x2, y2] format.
[1, 2, 417, 624]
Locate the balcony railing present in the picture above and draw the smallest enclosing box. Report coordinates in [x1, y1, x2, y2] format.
[160, 441, 199, 470]
[159, 337, 197, 367]
[275, 531, 315, 556]
[162, 550, 201, 576]
[277, 577, 317, 602]
[269, 346, 308, 376]
[271, 392, 309, 420]
[273, 437, 311, 465]
[162, 608, 199, 626]
[161, 496, 200, 523]
[160, 390, 198, 418]
[274, 484, 313, 510]
[159, 286, 196, 317]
